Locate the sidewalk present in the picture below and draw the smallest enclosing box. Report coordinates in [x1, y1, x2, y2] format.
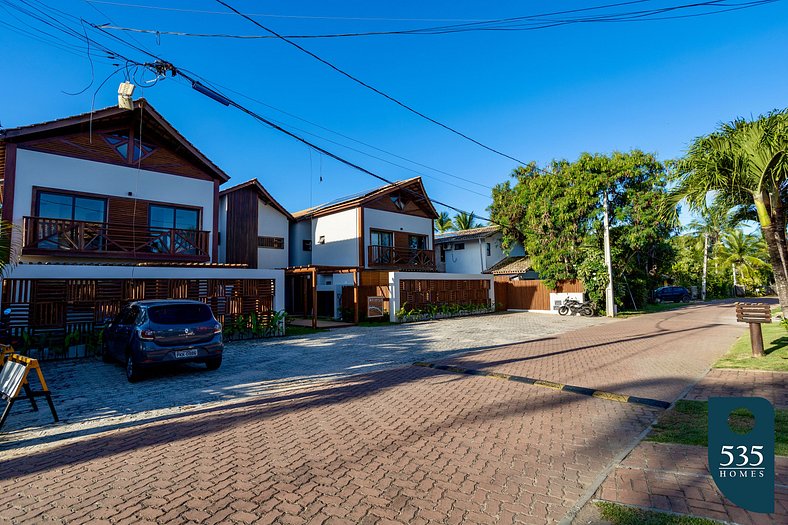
[589, 367, 788, 525]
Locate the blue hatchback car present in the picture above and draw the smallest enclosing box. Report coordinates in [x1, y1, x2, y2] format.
[653, 286, 692, 303]
[103, 300, 223, 382]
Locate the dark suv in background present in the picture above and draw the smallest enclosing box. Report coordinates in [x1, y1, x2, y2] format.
[653, 286, 692, 303]
[103, 300, 224, 382]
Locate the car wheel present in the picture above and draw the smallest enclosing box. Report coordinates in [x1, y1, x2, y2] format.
[126, 353, 142, 382]
[654, 298, 662, 304]
[681, 294, 691, 303]
[205, 356, 222, 371]
[558, 306, 570, 316]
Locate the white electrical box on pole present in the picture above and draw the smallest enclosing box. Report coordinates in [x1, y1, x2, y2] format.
[603, 191, 616, 317]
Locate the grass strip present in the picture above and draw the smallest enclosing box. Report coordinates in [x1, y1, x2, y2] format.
[646, 400, 787, 456]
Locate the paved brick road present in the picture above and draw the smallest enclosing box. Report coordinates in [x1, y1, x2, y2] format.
[436, 303, 745, 402]
[597, 442, 787, 524]
[686, 369, 787, 408]
[0, 303, 746, 524]
[1, 311, 606, 445]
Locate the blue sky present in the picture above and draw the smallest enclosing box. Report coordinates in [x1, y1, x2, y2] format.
[2, 0, 787, 224]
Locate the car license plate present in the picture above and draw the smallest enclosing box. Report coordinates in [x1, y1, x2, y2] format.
[174, 349, 198, 359]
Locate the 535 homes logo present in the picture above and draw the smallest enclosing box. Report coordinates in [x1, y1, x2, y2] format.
[708, 397, 775, 514]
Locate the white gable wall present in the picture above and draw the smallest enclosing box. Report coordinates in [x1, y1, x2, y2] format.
[363, 208, 433, 267]
[13, 149, 216, 260]
[257, 199, 289, 269]
[439, 233, 527, 274]
[312, 208, 359, 267]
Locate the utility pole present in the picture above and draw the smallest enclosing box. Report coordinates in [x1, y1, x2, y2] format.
[603, 190, 615, 317]
[701, 232, 709, 301]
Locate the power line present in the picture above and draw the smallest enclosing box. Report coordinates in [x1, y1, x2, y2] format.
[214, 0, 528, 166]
[92, 0, 777, 40]
[11, 2, 497, 199]
[83, 1, 493, 22]
[179, 76, 494, 191]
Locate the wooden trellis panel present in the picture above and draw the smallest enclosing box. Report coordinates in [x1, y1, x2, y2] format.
[399, 279, 490, 309]
[1, 277, 277, 357]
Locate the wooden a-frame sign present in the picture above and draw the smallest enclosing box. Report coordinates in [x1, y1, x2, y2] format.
[0, 354, 58, 431]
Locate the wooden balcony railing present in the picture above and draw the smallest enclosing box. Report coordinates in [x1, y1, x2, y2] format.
[22, 216, 210, 261]
[368, 245, 435, 271]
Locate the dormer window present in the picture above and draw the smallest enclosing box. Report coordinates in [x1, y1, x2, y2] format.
[104, 132, 155, 162]
[390, 195, 405, 211]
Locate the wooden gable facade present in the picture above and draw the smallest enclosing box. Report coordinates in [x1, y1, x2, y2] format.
[0, 99, 228, 263]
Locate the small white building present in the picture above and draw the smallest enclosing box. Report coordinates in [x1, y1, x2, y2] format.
[434, 226, 525, 274]
[218, 179, 292, 269]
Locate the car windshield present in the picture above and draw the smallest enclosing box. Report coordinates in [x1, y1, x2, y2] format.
[147, 304, 213, 325]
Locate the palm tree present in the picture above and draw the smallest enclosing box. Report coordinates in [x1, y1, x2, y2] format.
[686, 202, 735, 300]
[716, 230, 770, 293]
[453, 211, 479, 231]
[676, 110, 788, 310]
[435, 211, 454, 233]
[0, 220, 19, 280]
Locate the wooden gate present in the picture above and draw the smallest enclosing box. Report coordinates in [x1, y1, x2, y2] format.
[494, 278, 583, 311]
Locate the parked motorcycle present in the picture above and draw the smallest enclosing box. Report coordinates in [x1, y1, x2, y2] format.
[557, 297, 595, 317]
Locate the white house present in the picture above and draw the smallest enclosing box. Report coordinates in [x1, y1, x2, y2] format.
[0, 98, 284, 351]
[434, 226, 525, 274]
[286, 177, 438, 320]
[218, 179, 292, 269]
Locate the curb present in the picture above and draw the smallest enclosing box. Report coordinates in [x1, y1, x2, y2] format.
[412, 361, 671, 409]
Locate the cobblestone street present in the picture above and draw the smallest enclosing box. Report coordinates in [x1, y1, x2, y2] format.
[1, 311, 606, 447]
[0, 304, 749, 524]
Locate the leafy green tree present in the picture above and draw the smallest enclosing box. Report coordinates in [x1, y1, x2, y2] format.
[490, 151, 678, 310]
[676, 110, 788, 310]
[435, 211, 454, 233]
[453, 211, 480, 231]
[685, 202, 735, 300]
[716, 230, 771, 292]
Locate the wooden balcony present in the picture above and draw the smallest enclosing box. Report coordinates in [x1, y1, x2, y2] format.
[368, 245, 435, 271]
[22, 216, 210, 262]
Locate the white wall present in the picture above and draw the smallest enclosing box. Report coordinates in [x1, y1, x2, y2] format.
[14, 149, 217, 260]
[363, 208, 433, 266]
[257, 199, 289, 269]
[438, 233, 527, 274]
[312, 208, 359, 267]
[440, 240, 484, 274]
[289, 220, 312, 267]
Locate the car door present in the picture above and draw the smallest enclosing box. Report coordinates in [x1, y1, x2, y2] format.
[107, 306, 138, 357]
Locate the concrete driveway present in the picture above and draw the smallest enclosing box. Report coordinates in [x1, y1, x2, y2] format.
[0, 311, 606, 447]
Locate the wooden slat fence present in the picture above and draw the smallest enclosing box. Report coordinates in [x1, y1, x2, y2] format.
[399, 279, 490, 309]
[494, 278, 584, 311]
[1, 277, 276, 358]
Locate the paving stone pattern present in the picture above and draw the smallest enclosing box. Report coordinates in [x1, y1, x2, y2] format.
[0, 312, 606, 444]
[0, 303, 748, 524]
[686, 369, 788, 408]
[597, 442, 787, 525]
[436, 303, 746, 403]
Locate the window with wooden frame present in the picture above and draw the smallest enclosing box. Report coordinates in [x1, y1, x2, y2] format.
[258, 236, 285, 249]
[103, 131, 156, 162]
